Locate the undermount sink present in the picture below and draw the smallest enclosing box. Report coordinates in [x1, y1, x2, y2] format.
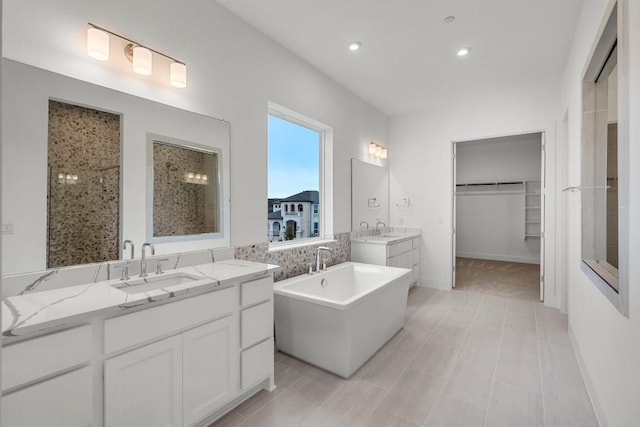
[377, 233, 405, 238]
[112, 272, 203, 294]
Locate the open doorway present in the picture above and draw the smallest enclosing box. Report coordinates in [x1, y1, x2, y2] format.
[452, 132, 545, 301]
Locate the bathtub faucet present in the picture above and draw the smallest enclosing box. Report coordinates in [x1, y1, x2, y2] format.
[316, 246, 333, 272]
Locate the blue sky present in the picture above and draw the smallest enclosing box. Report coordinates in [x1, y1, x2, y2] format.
[268, 114, 319, 199]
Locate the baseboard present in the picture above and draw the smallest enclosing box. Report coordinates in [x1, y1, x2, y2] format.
[568, 325, 608, 427]
[456, 251, 540, 265]
[417, 276, 451, 290]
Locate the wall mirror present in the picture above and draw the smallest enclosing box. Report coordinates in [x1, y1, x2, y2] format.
[351, 158, 389, 231]
[2, 59, 230, 275]
[148, 135, 223, 242]
[581, 4, 628, 315]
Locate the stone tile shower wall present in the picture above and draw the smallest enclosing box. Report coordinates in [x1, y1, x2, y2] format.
[153, 143, 218, 236]
[47, 101, 120, 268]
[234, 232, 351, 281]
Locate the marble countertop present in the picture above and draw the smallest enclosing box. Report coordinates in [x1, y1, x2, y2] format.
[351, 231, 421, 245]
[2, 259, 279, 339]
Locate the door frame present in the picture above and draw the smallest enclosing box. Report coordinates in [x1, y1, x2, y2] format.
[451, 131, 547, 301]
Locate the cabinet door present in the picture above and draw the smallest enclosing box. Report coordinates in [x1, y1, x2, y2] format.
[183, 316, 237, 427]
[105, 335, 182, 427]
[2, 367, 92, 427]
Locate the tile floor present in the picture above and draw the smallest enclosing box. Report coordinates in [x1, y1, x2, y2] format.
[211, 287, 598, 426]
[455, 258, 541, 302]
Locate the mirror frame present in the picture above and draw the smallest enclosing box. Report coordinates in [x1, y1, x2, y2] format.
[146, 133, 225, 243]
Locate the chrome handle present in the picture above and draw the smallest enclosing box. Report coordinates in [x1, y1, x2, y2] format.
[156, 258, 170, 275]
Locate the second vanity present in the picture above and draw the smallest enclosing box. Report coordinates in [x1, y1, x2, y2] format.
[351, 228, 421, 286]
[1, 255, 278, 427]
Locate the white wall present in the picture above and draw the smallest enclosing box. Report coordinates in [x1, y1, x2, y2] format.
[558, 0, 640, 425]
[456, 134, 541, 183]
[1, 0, 389, 262]
[455, 134, 541, 264]
[390, 84, 560, 306]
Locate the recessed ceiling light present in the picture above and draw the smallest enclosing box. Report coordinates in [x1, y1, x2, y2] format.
[348, 41, 362, 51]
[457, 47, 470, 57]
[444, 16, 456, 24]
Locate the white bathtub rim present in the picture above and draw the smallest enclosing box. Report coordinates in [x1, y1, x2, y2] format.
[273, 262, 411, 310]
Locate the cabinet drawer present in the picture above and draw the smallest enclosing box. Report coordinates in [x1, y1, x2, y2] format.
[396, 239, 413, 255]
[2, 325, 92, 391]
[2, 367, 92, 427]
[105, 287, 235, 354]
[241, 276, 273, 307]
[241, 301, 273, 348]
[396, 251, 413, 269]
[387, 244, 397, 258]
[241, 338, 274, 389]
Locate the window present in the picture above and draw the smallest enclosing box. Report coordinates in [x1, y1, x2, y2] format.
[267, 102, 333, 245]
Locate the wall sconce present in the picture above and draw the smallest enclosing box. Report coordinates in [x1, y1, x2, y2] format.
[86, 23, 187, 88]
[184, 172, 208, 184]
[369, 142, 387, 159]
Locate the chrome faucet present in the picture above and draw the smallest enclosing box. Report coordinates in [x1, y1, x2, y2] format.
[140, 243, 155, 278]
[316, 246, 333, 272]
[123, 239, 135, 259]
[359, 221, 369, 230]
[375, 221, 386, 236]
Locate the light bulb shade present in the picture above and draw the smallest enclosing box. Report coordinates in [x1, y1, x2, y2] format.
[369, 142, 377, 154]
[132, 46, 152, 75]
[170, 62, 187, 88]
[380, 148, 388, 159]
[87, 28, 109, 61]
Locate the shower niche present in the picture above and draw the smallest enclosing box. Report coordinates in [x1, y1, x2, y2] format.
[47, 100, 121, 268]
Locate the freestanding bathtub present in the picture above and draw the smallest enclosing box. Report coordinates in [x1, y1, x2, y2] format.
[273, 262, 412, 378]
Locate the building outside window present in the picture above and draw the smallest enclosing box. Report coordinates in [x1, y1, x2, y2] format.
[267, 112, 322, 242]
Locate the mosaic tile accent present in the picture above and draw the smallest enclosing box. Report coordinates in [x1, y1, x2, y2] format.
[234, 232, 351, 281]
[152, 142, 219, 236]
[47, 100, 121, 268]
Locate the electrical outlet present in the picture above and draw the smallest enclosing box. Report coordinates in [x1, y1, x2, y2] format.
[2, 223, 14, 234]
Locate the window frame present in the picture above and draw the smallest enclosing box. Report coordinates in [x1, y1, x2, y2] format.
[267, 102, 334, 249]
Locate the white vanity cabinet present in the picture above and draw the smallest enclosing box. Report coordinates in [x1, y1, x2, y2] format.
[104, 316, 236, 427]
[103, 275, 274, 427]
[351, 235, 420, 285]
[1, 325, 93, 427]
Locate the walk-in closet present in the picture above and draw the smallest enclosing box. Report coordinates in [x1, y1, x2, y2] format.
[453, 132, 543, 301]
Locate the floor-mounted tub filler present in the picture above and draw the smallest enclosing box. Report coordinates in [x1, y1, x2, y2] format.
[273, 262, 412, 378]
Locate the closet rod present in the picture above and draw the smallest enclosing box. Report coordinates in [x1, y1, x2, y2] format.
[455, 180, 524, 187]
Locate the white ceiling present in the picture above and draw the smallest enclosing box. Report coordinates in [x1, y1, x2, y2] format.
[217, 0, 584, 116]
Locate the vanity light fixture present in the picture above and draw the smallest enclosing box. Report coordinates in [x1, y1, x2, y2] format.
[87, 27, 110, 60]
[368, 142, 387, 159]
[184, 172, 209, 184]
[87, 23, 187, 88]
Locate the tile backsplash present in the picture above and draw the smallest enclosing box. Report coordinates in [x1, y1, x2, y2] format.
[234, 232, 351, 281]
